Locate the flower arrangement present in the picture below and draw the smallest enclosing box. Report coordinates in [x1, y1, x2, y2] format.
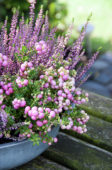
[0, 2, 98, 146]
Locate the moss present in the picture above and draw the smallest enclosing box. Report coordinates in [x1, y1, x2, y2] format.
[43, 149, 83, 170]
[62, 129, 112, 153]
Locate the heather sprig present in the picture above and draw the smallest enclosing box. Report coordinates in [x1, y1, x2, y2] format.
[0, 2, 98, 86]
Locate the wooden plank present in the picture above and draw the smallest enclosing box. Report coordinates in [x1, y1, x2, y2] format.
[43, 133, 112, 170]
[80, 91, 112, 122]
[63, 115, 112, 152]
[13, 156, 70, 170]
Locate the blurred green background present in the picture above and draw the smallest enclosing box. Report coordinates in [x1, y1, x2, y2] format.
[0, 0, 112, 54]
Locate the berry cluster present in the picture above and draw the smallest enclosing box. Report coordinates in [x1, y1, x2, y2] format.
[35, 40, 47, 55]
[16, 77, 29, 88]
[0, 53, 8, 67]
[19, 61, 33, 77]
[0, 82, 13, 96]
[12, 98, 26, 109]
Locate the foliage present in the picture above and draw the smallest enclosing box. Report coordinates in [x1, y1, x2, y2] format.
[0, 2, 97, 145]
[0, 0, 67, 33]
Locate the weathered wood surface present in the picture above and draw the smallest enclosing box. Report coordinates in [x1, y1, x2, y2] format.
[63, 115, 112, 152]
[43, 133, 112, 170]
[13, 156, 70, 170]
[80, 91, 112, 122]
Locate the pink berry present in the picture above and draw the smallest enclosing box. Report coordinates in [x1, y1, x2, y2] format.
[24, 79, 28, 86]
[50, 111, 55, 118]
[54, 137, 58, 143]
[31, 116, 36, 120]
[45, 108, 51, 113]
[0, 89, 3, 94]
[43, 120, 48, 124]
[5, 90, 10, 95]
[25, 106, 31, 114]
[37, 94, 43, 99]
[29, 123, 33, 129]
[32, 106, 38, 110]
[8, 88, 13, 94]
[32, 110, 38, 117]
[38, 112, 44, 119]
[40, 75, 44, 79]
[38, 107, 43, 113]
[2, 61, 8, 67]
[57, 90, 62, 96]
[20, 100, 26, 107]
[63, 75, 68, 81]
[36, 120, 43, 127]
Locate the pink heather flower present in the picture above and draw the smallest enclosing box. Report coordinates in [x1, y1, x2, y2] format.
[36, 120, 43, 127]
[71, 87, 75, 92]
[32, 110, 38, 117]
[54, 137, 58, 143]
[45, 108, 51, 113]
[0, 100, 3, 105]
[28, 110, 32, 116]
[3, 85, 8, 90]
[40, 75, 44, 79]
[1, 104, 6, 109]
[27, 134, 31, 138]
[38, 107, 43, 113]
[37, 94, 43, 99]
[48, 76, 53, 82]
[8, 88, 13, 93]
[38, 112, 44, 119]
[7, 83, 12, 88]
[27, 62, 33, 68]
[66, 125, 71, 130]
[67, 94, 73, 100]
[85, 93, 89, 97]
[29, 123, 33, 129]
[51, 80, 56, 86]
[31, 116, 37, 120]
[43, 120, 48, 124]
[76, 91, 81, 95]
[35, 40, 47, 55]
[47, 96, 52, 101]
[77, 126, 83, 133]
[64, 88, 70, 94]
[50, 111, 55, 118]
[25, 106, 31, 114]
[58, 108, 62, 113]
[20, 100, 26, 107]
[24, 79, 29, 86]
[63, 75, 69, 81]
[60, 72, 64, 76]
[0, 89, 3, 94]
[58, 96, 63, 101]
[57, 90, 62, 96]
[32, 106, 38, 110]
[5, 91, 10, 95]
[62, 93, 66, 98]
[14, 104, 19, 109]
[43, 140, 47, 143]
[65, 99, 70, 106]
[39, 101, 43, 105]
[44, 83, 49, 88]
[73, 126, 77, 131]
[83, 128, 87, 133]
[2, 61, 8, 67]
